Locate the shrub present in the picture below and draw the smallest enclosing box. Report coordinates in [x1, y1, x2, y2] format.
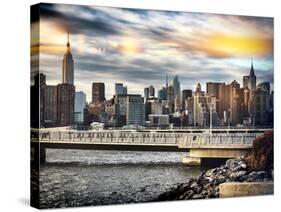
[244, 131, 273, 171]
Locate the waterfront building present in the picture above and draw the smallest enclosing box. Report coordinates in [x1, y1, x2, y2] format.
[182, 89, 192, 110]
[44, 85, 58, 126]
[146, 97, 163, 119]
[148, 114, 169, 127]
[112, 94, 127, 126]
[92, 82, 105, 103]
[193, 85, 208, 126]
[173, 75, 181, 112]
[115, 83, 127, 95]
[167, 85, 175, 113]
[241, 87, 250, 117]
[144, 87, 149, 100]
[227, 80, 242, 125]
[62, 32, 74, 85]
[185, 97, 194, 125]
[149, 85, 155, 97]
[31, 73, 46, 128]
[257, 82, 270, 93]
[57, 83, 75, 126]
[192, 83, 218, 126]
[88, 101, 105, 116]
[158, 87, 167, 100]
[126, 95, 145, 126]
[206, 82, 226, 121]
[74, 91, 87, 123]
[250, 88, 271, 126]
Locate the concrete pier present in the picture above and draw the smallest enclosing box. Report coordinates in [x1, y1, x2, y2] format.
[219, 182, 273, 197]
[182, 147, 251, 166]
[182, 156, 201, 166]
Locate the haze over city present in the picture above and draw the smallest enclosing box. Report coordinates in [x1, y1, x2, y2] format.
[31, 3, 274, 102]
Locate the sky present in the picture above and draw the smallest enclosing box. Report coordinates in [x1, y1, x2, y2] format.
[31, 3, 274, 102]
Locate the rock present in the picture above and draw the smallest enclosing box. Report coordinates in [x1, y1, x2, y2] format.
[230, 171, 247, 181]
[238, 175, 249, 182]
[225, 159, 240, 169]
[205, 168, 218, 177]
[190, 182, 198, 189]
[192, 194, 204, 199]
[215, 192, 220, 198]
[256, 171, 269, 179]
[232, 164, 247, 172]
[216, 175, 226, 184]
[207, 191, 217, 198]
[247, 171, 262, 181]
[194, 185, 202, 194]
[183, 190, 194, 199]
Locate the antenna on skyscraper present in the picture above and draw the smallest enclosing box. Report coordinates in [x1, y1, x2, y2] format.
[166, 73, 168, 89]
[67, 31, 70, 47]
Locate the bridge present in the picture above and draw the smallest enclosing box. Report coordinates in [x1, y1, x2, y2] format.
[31, 128, 271, 166]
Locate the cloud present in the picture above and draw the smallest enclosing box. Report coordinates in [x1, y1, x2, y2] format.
[39, 3, 122, 36]
[35, 3, 274, 102]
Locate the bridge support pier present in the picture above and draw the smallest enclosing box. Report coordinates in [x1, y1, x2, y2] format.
[182, 156, 201, 166]
[182, 148, 251, 166]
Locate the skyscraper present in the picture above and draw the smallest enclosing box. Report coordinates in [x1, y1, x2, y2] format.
[144, 87, 149, 100]
[182, 89, 192, 110]
[206, 82, 225, 120]
[115, 83, 127, 96]
[74, 91, 87, 123]
[62, 32, 74, 85]
[57, 83, 75, 126]
[193, 85, 208, 126]
[31, 73, 46, 128]
[243, 60, 256, 91]
[158, 87, 167, 100]
[149, 85, 155, 97]
[126, 95, 145, 126]
[92, 82, 105, 103]
[44, 85, 57, 126]
[227, 80, 242, 125]
[250, 88, 270, 125]
[173, 75, 181, 112]
[257, 82, 270, 93]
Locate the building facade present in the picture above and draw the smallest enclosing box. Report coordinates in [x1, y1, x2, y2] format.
[57, 83, 75, 126]
[74, 91, 87, 123]
[92, 82, 105, 103]
[44, 85, 57, 126]
[115, 83, 127, 96]
[62, 33, 74, 85]
[126, 95, 145, 126]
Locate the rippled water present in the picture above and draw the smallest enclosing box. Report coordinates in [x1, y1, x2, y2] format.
[40, 149, 206, 208]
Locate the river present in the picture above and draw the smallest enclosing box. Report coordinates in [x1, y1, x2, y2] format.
[39, 149, 207, 208]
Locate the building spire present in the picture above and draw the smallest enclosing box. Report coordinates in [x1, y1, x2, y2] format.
[250, 58, 255, 76]
[67, 31, 70, 48]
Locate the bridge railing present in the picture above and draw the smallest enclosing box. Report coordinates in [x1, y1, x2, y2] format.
[32, 129, 262, 148]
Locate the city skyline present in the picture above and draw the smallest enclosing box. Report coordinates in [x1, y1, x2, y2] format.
[31, 3, 274, 102]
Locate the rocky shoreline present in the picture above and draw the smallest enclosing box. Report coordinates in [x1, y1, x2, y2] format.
[156, 158, 273, 201]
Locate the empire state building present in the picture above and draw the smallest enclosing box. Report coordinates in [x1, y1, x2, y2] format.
[62, 32, 74, 85]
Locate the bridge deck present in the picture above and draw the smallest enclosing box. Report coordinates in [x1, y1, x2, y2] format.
[30, 129, 268, 151]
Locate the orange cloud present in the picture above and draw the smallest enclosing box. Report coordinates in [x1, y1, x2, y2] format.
[116, 38, 142, 55]
[161, 32, 273, 58]
[193, 33, 273, 58]
[31, 43, 66, 56]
